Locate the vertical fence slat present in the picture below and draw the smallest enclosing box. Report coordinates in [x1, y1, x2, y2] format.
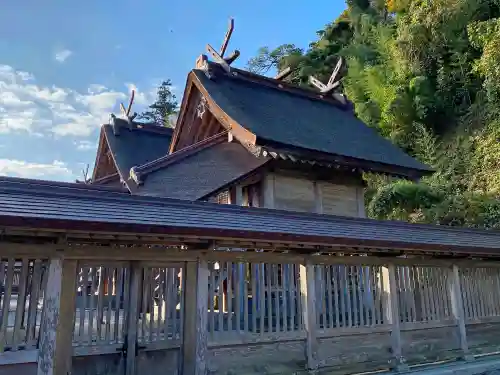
[243, 263, 249, 333]
[12, 258, 29, 350]
[0, 259, 15, 352]
[251, 263, 257, 333]
[26, 260, 42, 347]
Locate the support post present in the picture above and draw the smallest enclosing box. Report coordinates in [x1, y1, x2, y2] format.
[182, 258, 209, 375]
[299, 259, 319, 370]
[37, 258, 77, 375]
[313, 181, 323, 214]
[235, 185, 244, 206]
[125, 262, 141, 375]
[381, 264, 407, 371]
[262, 174, 275, 209]
[449, 265, 473, 361]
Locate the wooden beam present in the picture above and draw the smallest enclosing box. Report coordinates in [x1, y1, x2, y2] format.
[206, 44, 231, 73]
[37, 258, 78, 375]
[314, 181, 323, 214]
[275, 67, 292, 81]
[262, 174, 275, 209]
[125, 262, 141, 375]
[126, 90, 135, 117]
[170, 75, 196, 154]
[219, 18, 234, 57]
[308, 76, 327, 91]
[327, 57, 344, 86]
[182, 258, 209, 375]
[224, 50, 240, 65]
[449, 265, 473, 361]
[381, 264, 408, 371]
[193, 106, 212, 143]
[300, 260, 319, 370]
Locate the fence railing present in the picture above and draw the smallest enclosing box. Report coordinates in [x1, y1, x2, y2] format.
[3, 253, 500, 372]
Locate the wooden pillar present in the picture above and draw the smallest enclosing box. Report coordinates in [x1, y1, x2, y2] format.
[381, 264, 407, 371]
[356, 186, 366, 218]
[182, 258, 209, 375]
[235, 185, 244, 206]
[313, 181, 323, 214]
[37, 258, 77, 375]
[299, 260, 319, 370]
[125, 262, 141, 375]
[262, 174, 275, 209]
[449, 265, 473, 361]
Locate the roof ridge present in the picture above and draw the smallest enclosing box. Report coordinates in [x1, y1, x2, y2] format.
[201, 62, 353, 111]
[0, 176, 128, 193]
[2, 176, 500, 239]
[105, 117, 174, 137]
[129, 130, 229, 184]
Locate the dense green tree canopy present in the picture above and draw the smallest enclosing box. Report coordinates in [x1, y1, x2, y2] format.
[138, 80, 178, 127]
[248, 0, 500, 228]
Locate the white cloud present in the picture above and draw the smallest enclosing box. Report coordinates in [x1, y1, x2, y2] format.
[0, 159, 76, 181]
[0, 64, 157, 137]
[88, 84, 107, 94]
[74, 140, 95, 151]
[54, 49, 72, 63]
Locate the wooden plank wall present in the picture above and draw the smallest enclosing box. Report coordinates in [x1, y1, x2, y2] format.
[270, 173, 364, 217]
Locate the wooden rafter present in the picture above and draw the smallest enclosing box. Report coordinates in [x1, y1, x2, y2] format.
[204, 17, 240, 75]
[120, 89, 136, 118]
[219, 18, 234, 57]
[309, 56, 345, 95]
[275, 67, 292, 81]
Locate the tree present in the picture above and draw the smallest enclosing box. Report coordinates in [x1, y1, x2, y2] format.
[137, 80, 178, 127]
[246, 0, 500, 229]
[247, 44, 304, 76]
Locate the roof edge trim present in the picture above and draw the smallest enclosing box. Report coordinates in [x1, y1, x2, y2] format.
[256, 137, 434, 179]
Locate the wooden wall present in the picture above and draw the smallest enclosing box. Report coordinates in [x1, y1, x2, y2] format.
[265, 173, 365, 217]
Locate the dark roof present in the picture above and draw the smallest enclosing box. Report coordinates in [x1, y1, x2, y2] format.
[1, 177, 500, 255]
[194, 68, 432, 177]
[133, 139, 269, 200]
[102, 118, 173, 184]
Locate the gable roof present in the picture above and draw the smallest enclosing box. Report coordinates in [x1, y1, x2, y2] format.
[130, 132, 269, 199]
[190, 65, 432, 178]
[99, 117, 173, 188]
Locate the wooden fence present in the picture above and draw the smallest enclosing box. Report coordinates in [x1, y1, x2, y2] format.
[2, 253, 500, 375]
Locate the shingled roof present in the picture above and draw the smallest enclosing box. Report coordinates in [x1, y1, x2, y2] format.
[192, 65, 432, 178]
[2, 176, 500, 256]
[101, 117, 173, 188]
[129, 133, 269, 199]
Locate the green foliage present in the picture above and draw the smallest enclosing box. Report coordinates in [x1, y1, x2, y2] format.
[247, 0, 500, 229]
[247, 44, 304, 76]
[138, 80, 178, 127]
[367, 180, 443, 221]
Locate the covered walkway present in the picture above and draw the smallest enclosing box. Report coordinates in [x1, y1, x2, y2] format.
[1, 177, 500, 375]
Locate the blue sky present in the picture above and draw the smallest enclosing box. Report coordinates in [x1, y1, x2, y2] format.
[0, 1, 345, 181]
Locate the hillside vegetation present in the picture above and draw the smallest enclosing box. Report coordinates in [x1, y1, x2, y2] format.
[248, 0, 500, 229]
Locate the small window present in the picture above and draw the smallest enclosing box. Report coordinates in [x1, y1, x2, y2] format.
[215, 190, 230, 204]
